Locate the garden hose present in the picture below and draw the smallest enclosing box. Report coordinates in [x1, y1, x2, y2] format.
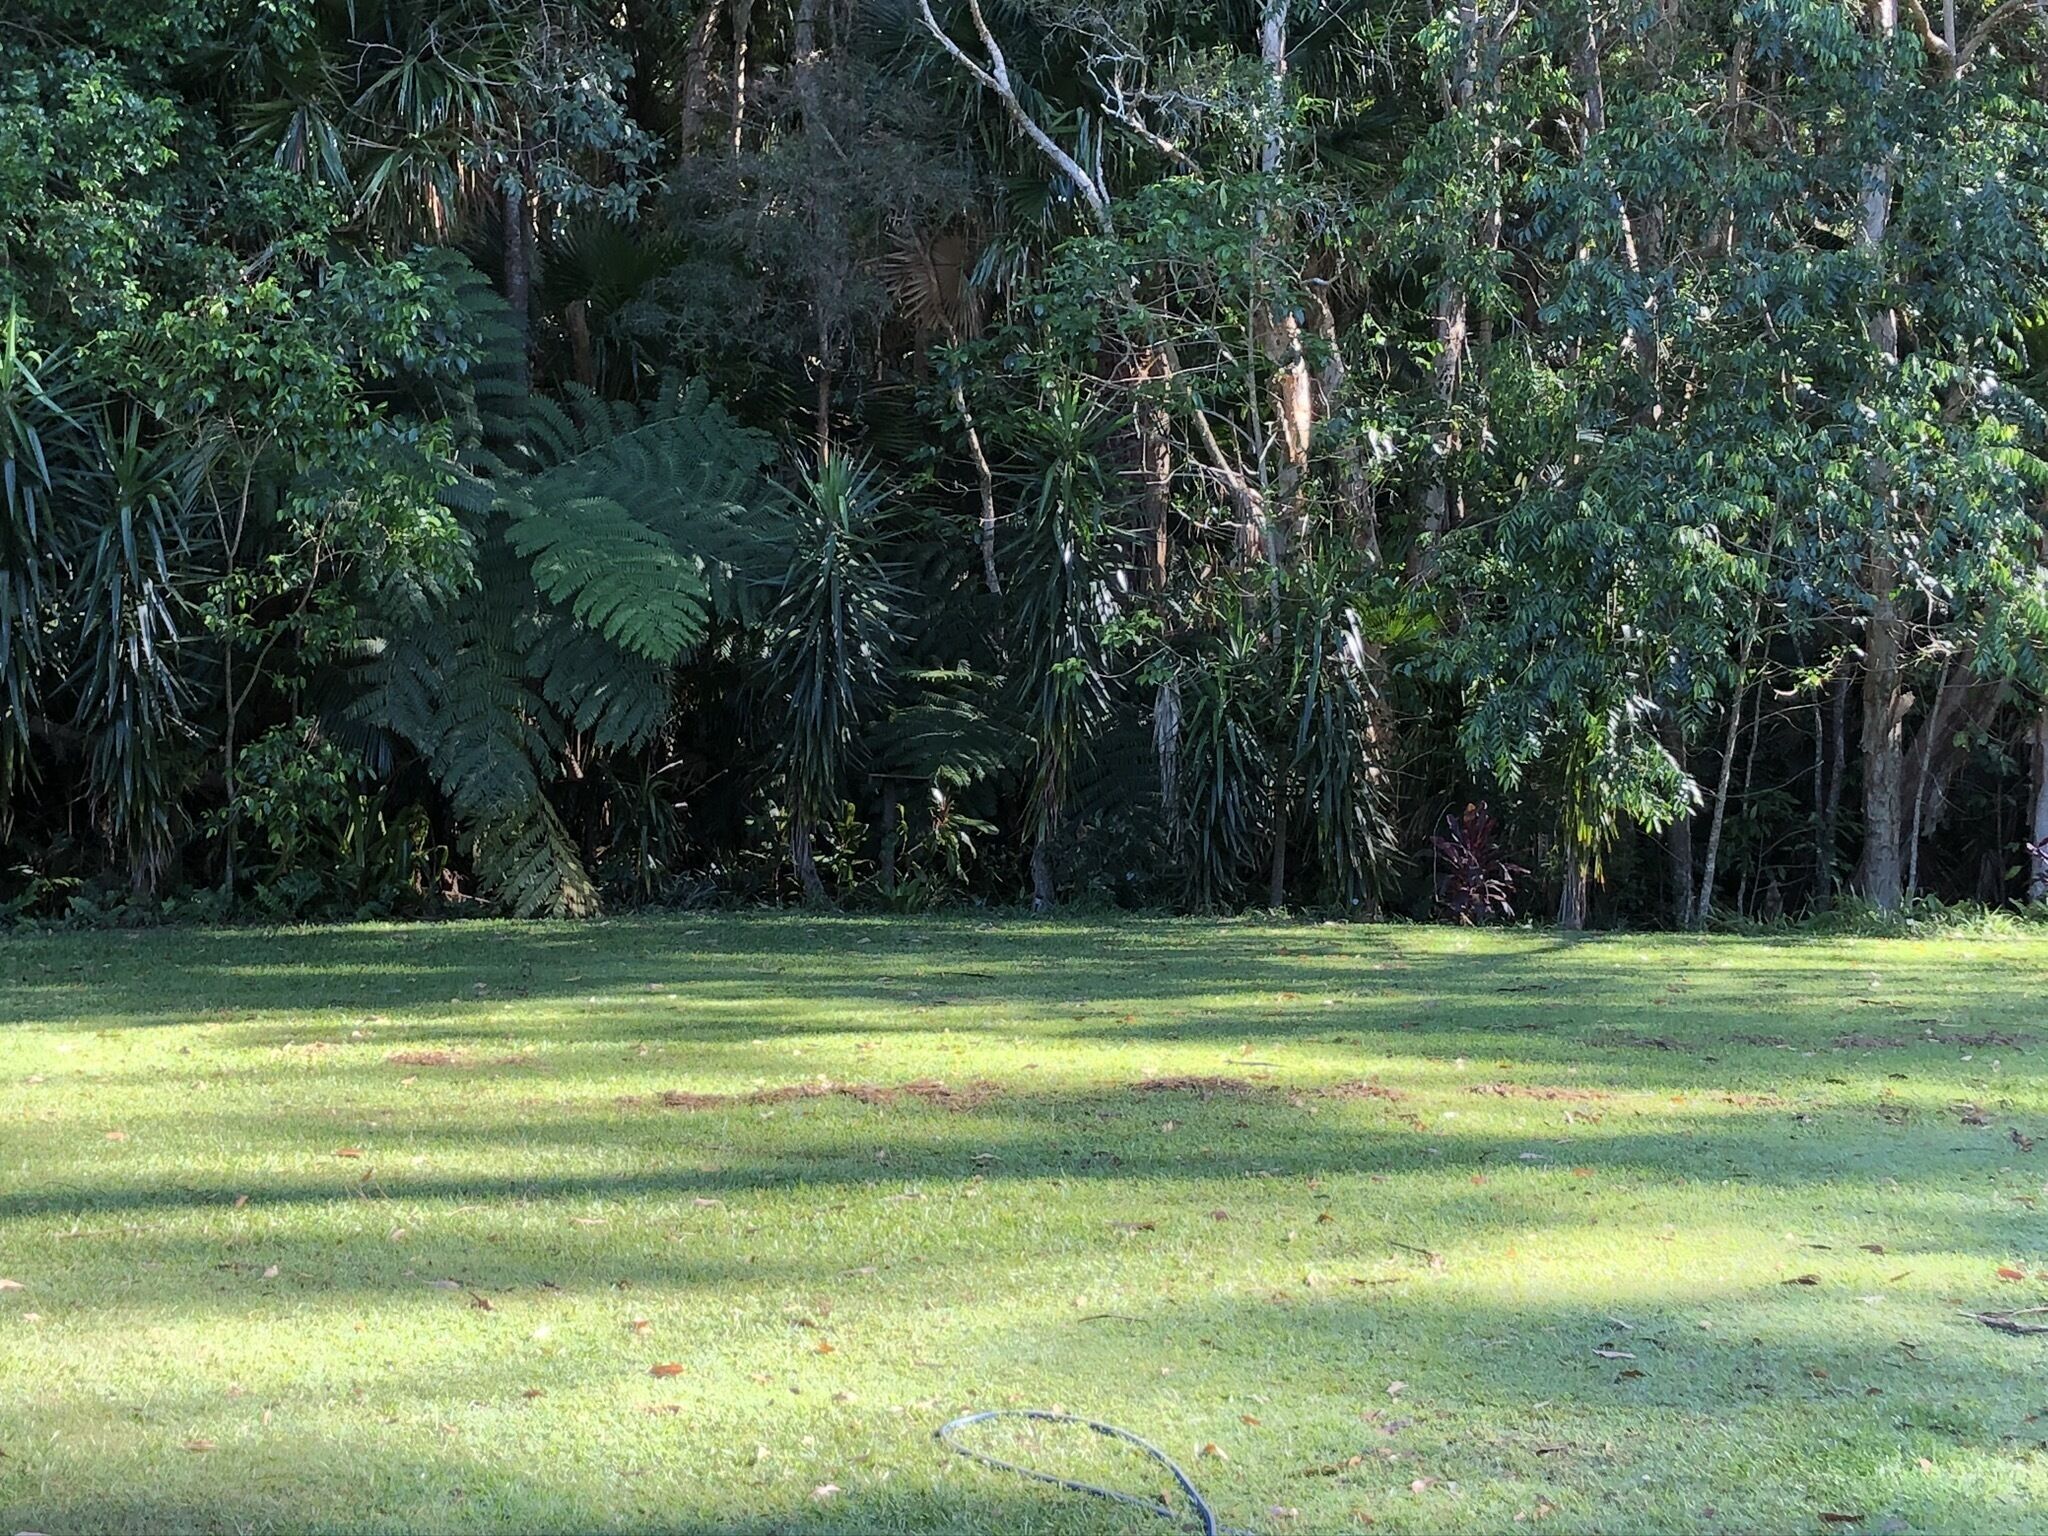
[934, 1408, 1260, 1536]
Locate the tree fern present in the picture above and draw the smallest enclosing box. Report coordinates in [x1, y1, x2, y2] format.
[357, 257, 780, 915]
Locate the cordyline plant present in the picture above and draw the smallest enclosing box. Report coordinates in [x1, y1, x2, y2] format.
[1432, 802, 1526, 924]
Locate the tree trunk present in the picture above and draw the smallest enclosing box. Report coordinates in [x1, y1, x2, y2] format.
[501, 168, 532, 391]
[878, 790, 900, 897]
[1857, 559, 1908, 910]
[1558, 854, 1589, 931]
[1694, 674, 1748, 930]
[1853, 0, 1903, 912]
[729, 0, 754, 154]
[678, 0, 724, 145]
[791, 820, 826, 905]
[1663, 716, 1694, 928]
[1257, 2, 1310, 557]
[1029, 832, 1055, 912]
[953, 383, 1002, 594]
[1821, 667, 1849, 904]
[1268, 792, 1288, 909]
[2031, 709, 2048, 904]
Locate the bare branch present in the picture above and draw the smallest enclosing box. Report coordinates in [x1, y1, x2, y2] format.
[912, 0, 1115, 233]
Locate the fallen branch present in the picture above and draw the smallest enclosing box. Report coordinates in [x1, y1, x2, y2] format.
[1960, 1306, 2048, 1335]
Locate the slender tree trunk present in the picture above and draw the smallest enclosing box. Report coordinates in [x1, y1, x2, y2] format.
[1558, 855, 1590, 931]
[1663, 716, 1694, 927]
[1854, 0, 1905, 912]
[878, 790, 900, 897]
[791, 820, 825, 905]
[1029, 778, 1057, 911]
[502, 162, 532, 391]
[2030, 709, 2048, 904]
[565, 299, 596, 388]
[1694, 670, 1748, 929]
[729, 0, 754, 154]
[953, 383, 1002, 594]
[1857, 560, 1909, 909]
[1029, 834, 1055, 912]
[1416, 0, 1491, 573]
[1257, 2, 1310, 556]
[1268, 790, 1288, 909]
[678, 0, 724, 145]
[1821, 667, 1849, 903]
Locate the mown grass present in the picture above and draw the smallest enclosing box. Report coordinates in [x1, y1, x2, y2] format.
[1, 915, 2045, 1534]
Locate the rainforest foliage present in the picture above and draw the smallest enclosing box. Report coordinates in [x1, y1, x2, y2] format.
[8, 0, 2048, 927]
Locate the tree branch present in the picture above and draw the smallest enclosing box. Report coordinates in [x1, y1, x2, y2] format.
[913, 0, 1114, 234]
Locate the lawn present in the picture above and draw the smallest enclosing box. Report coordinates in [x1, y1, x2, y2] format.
[1, 916, 2045, 1535]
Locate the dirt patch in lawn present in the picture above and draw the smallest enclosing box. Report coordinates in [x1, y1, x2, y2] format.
[1128, 1075, 1259, 1098]
[653, 1078, 1001, 1113]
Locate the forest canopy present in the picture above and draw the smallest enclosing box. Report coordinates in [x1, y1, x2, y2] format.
[6, 0, 2048, 928]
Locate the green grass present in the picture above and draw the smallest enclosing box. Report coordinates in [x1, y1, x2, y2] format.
[2, 916, 2046, 1534]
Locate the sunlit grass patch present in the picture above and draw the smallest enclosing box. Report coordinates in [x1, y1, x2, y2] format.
[2, 916, 2045, 1533]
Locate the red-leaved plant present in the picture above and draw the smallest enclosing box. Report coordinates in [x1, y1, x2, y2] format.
[1432, 802, 1527, 923]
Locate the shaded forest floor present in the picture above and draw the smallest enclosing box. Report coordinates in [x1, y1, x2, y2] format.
[2, 916, 2046, 1533]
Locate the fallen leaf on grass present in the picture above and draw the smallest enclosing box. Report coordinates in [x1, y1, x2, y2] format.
[1998, 1266, 2027, 1281]
[815, 1339, 836, 1355]
[104, 1130, 127, 1142]
[0, 1279, 24, 1292]
[521, 1388, 545, 1400]
[649, 1363, 685, 1378]
[183, 1439, 216, 1453]
[1784, 1274, 1822, 1286]
[811, 1484, 840, 1501]
[333, 1147, 363, 1159]
[261, 1265, 279, 1280]
[629, 1318, 653, 1334]
[1241, 1414, 1262, 1426]
[468, 1293, 494, 1311]
[1199, 1443, 1228, 1461]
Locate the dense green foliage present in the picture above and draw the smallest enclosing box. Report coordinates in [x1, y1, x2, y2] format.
[10, 0, 2048, 925]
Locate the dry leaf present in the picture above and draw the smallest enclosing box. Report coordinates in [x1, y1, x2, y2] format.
[334, 1147, 363, 1159]
[1783, 1274, 1821, 1286]
[1241, 1414, 1262, 1426]
[1997, 1266, 2026, 1281]
[815, 1339, 836, 1355]
[183, 1439, 217, 1452]
[522, 1388, 546, 1399]
[261, 1265, 279, 1280]
[0, 1278, 24, 1291]
[811, 1484, 840, 1501]
[1199, 1442, 1228, 1461]
[630, 1318, 653, 1334]
[650, 1363, 685, 1378]
[104, 1130, 127, 1142]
